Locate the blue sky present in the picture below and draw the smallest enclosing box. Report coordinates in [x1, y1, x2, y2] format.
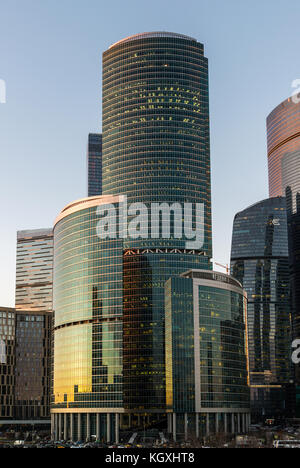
[0, 0, 299, 306]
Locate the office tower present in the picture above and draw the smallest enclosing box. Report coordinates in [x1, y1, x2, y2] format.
[16, 229, 53, 312]
[230, 197, 291, 420]
[14, 229, 53, 421]
[165, 270, 250, 439]
[102, 32, 212, 413]
[0, 307, 15, 420]
[52, 196, 123, 441]
[87, 133, 102, 196]
[267, 97, 300, 198]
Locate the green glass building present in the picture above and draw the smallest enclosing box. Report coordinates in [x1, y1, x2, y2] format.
[165, 270, 250, 440]
[102, 32, 212, 413]
[52, 196, 124, 442]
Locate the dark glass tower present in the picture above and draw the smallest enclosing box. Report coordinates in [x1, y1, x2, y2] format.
[87, 133, 102, 196]
[102, 32, 212, 412]
[285, 187, 300, 410]
[230, 197, 292, 420]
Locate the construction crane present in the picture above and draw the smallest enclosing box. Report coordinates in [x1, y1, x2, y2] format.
[214, 261, 230, 275]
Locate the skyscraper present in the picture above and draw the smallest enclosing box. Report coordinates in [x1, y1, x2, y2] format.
[267, 97, 300, 198]
[102, 32, 212, 413]
[165, 270, 250, 438]
[15, 229, 53, 420]
[230, 197, 291, 420]
[87, 133, 102, 197]
[52, 195, 123, 441]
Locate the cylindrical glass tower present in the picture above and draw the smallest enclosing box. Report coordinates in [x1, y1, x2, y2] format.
[52, 196, 124, 442]
[267, 97, 300, 198]
[102, 32, 212, 412]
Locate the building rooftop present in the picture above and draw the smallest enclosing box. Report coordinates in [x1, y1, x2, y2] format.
[109, 31, 197, 49]
[17, 228, 53, 240]
[181, 269, 243, 289]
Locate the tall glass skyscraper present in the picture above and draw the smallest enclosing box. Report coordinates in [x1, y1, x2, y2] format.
[267, 97, 300, 198]
[102, 32, 212, 413]
[165, 270, 250, 439]
[52, 196, 123, 442]
[87, 133, 102, 196]
[230, 197, 291, 420]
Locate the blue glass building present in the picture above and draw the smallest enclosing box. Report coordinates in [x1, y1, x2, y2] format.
[230, 197, 292, 420]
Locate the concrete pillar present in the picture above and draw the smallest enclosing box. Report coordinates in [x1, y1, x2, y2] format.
[172, 413, 176, 441]
[242, 414, 246, 434]
[96, 414, 100, 441]
[137, 414, 141, 426]
[167, 413, 172, 433]
[54, 413, 58, 441]
[51, 413, 55, 440]
[86, 413, 91, 442]
[115, 414, 119, 444]
[58, 413, 62, 440]
[215, 413, 219, 433]
[237, 413, 241, 434]
[78, 413, 82, 441]
[206, 413, 210, 436]
[184, 413, 188, 441]
[231, 413, 235, 434]
[64, 413, 68, 440]
[224, 413, 228, 434]
[107, 413, 111, 443]
[195, 413, 199, 439]
[247, 413, 251, 432]
[70, 413, 74, 442]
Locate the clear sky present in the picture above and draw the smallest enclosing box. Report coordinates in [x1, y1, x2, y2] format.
[0, 0, 299, 306]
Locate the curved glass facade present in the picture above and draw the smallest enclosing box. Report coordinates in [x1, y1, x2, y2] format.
[52, 196, 123, 413]
[282, 151, 300, 214]
[102, 33, 212, 412]
[267, 97, 300, 197]
[230, 197, 291, 419]
[102, 33, 211, 253]
[165, 270, 249, 437]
